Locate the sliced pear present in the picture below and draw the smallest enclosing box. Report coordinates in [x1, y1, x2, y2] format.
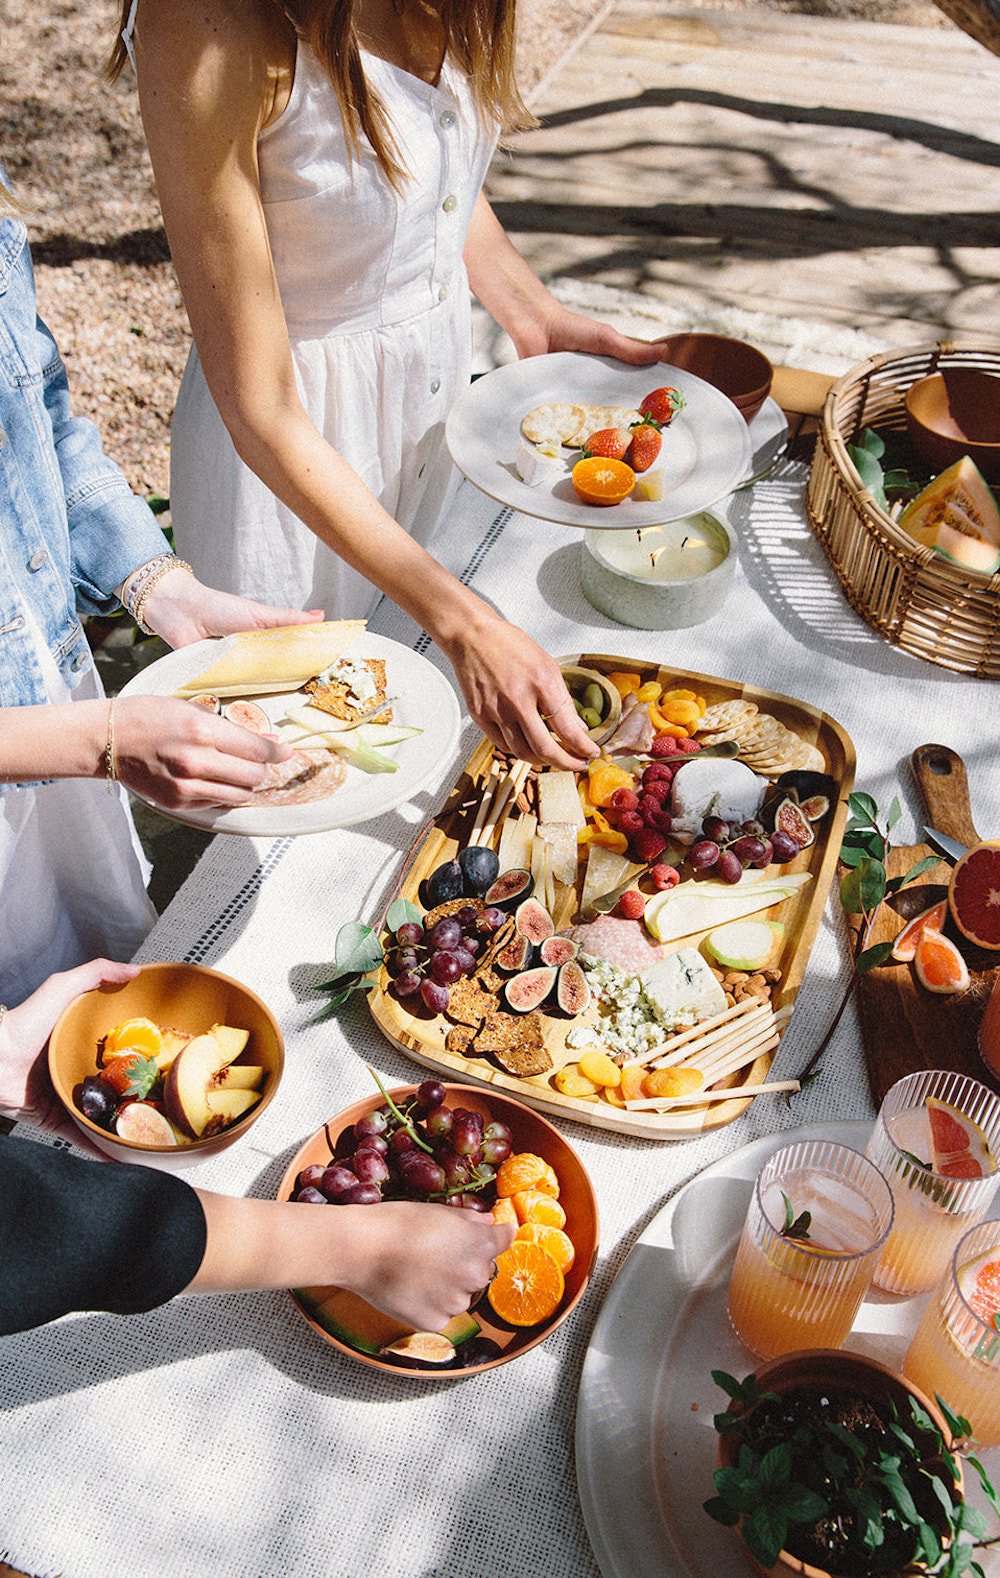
[208, 1023, 250, 1060]
[203, 1087, 262, 1135]
[212, 1063, 265, 1091]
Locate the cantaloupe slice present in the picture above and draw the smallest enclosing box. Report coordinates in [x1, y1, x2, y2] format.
[898, 457, 1000, 575]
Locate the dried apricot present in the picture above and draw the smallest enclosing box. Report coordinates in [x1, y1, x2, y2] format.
[517, 1223, 576, 1274]
[606, 671, 641, 698]
[488, 1240, 565, 1326]
[553, 1063, 601, 1099]
[578, 1047, 621, 1088]
[587, 760, 635, 808]
[620, 1063, 647, 1102]
[643, 1065, 706, 1099]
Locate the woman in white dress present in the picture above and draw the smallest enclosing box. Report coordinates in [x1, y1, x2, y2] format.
[111, 0, 662, 769]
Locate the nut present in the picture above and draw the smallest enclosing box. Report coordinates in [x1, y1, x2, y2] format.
[724, 971, 749, 986]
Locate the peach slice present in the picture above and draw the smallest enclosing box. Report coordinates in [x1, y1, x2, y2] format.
[203, 1088, 261, 1134]
[164, 1033, 236, 1138]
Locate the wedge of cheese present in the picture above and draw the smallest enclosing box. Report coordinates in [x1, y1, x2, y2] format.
[642, 949, 727, 1024]
[537, 770, 586, 830]
[176, 621, 366, 698]
[536, 823, 579, 886]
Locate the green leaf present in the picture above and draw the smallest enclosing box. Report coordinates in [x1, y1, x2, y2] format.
[386, 897, 422, 934]
[879, 1470, 919, 1523]
[857, 940, 895, 974]
[113, 1054, 159, 1100]
[848, 791, 879, 823]
[758, 1443, 792, 1491]
[713, 1411, 745, 1433]
[711, 1369, 747, 1401]
[742, 1506, 788, 1570]
[702, 1495, 740, 1527]
[936, 1394, 971, 1443]
[859, 854, 887, 911]
[839, 842, 870, 868]
[779, 1484, 827, 1524]
[315, 976, 375, 1011]
[887, 1421, 916, 1453]
[847, 443, 888, 510]
[916, 1520, 942, 1567]
[967, 1453, 1000, 1516]
[890, 854, 942, 890]
[859, 426, 886, 460]
[840, 864, 866, 914]
[886, 795, 902, 831]
[334, 921, 384, 977]
[827, 1421, 867, 1460]
[145, 492, 170, 514]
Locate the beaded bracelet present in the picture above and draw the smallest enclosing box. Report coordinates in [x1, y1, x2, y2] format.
[105, 698, 118, 782]
[120, 554, 193, 635]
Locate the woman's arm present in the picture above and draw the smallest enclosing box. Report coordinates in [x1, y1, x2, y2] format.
[463, 193, 664, 365]
[130, 0, 594, 770]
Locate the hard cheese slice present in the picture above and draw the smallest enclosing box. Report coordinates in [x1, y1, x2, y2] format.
[176, 620, 366, 697]
[537, 770, 586, 829]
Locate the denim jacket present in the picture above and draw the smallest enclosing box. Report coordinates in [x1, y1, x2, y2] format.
[0, 215, 168, 711]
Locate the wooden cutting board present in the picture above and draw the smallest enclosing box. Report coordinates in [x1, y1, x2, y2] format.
[854, 744, 999, 1104]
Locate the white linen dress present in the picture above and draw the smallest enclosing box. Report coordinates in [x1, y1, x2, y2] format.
[168, 42, 498, 616]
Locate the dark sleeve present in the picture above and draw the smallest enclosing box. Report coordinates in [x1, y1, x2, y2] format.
[0, 1133, 208, 1334]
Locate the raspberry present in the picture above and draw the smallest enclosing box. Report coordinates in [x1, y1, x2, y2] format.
[618, 810, 644, 836]
[650, 863, 680, 891]
[632, 827, 667, 862]
[614, 889, 646, 921]
[642, 762, 674, 784]
[609, 787, 640, 813]
[650, 734, 680, 757]
[676, 736, 702, 753]
[639, 795, 672, 831]
[640, 778, 672, 804]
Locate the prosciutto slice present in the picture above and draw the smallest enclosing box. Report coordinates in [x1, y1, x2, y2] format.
[564, 915, 665, 973]
[604, 694, 654, 756]
[243, 748, 346, 807]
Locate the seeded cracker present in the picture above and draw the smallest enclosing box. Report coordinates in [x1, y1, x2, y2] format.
[306, 657, 392, 723]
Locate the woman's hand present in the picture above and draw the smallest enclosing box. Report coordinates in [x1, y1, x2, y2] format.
[0, 959, 139, 1138]
[140, 568, 323, 650]
[113, 696, 292, 810]
[446, 613, 598, 770]
[338, 1201, 516, 1332]
[514, 301, 665, 367]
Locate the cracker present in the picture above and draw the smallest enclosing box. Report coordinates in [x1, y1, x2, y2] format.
[306, 658, 392, 723]
[697, 699, 758, 733]
[521, 402, 588, 446]
[445, 1024, 481, 1057]
[474, 1009, 545, 1055]
[493, 1041, 554, 1078]
[572, 404, 642, 445]
[445, 976, 498, 1028]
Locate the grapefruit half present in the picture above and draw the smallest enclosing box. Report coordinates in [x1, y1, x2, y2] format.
[890, 899, 947, 963]
[949, 841, 1000, 952]
[914, 929, 971, 995]
[957, 1243, 1000, 1326]
[927, 1096, 995, 1179]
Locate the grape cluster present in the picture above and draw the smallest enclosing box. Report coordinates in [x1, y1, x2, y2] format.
[689, 817, 801, 885]
[387, 907, 506, 1015]
[293, 1079, 513, 1210]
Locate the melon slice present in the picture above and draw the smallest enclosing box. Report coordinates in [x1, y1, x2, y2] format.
[957, 1242, 1000, 1324]
[890, 899, 947, 963]
[949, 841, 1000, 951]
[898, 457, 1000, 575]
[927, 1095, 995, 1179]
[914, 929, 970, 995]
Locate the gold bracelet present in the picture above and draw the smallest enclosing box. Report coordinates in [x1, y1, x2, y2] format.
[105, 699, 118, 782]
[132, 559, 194, 635]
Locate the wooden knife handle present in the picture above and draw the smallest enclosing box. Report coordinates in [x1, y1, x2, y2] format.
[910, 744, 980, 848]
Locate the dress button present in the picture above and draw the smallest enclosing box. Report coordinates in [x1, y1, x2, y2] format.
[28, 549, 49, 571]
[437, 284, 448, 302]
[442, 194, 458, 214]
[430, 378, 441, 395]
[439, 110, 456, 129]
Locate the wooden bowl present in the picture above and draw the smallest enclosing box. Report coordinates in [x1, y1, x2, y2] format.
[656, 332, 773, 424]
[277, 1083, 599, 1378]
[559, 663, 622, 744]
[905, 368, 1000, 481]
[48, 961, 284, 1169]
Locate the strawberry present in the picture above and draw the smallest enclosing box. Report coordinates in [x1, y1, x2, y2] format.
[626, 419, 662, 474]
[639, 386, 685, 425]
[583, 427, 629, 462]
[101, 1052, 159, 1100]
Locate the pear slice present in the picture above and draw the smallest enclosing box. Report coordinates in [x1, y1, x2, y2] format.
[163, 1033, 233, 1138]
[211, 1064, 265, 1092]
[203, 1088, 262, 1135]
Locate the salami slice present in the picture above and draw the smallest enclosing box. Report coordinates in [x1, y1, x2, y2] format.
[564, 915, 665, 973]
[243, 748, 347, 807]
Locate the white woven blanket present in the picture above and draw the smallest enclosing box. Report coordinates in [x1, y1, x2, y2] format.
[2, 452, 998, 1578]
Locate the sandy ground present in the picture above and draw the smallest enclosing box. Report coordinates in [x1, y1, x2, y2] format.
[1, 0, 950, 499]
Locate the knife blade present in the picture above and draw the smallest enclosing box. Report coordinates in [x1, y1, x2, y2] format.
[923, 826, 968, 864]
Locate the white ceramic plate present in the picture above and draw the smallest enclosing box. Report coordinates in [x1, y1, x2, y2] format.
[446, 354, 752, 529]
[575, 1117, 1000, 1578]
[736, 395, 790, 490]
[117, 633, 461, 836]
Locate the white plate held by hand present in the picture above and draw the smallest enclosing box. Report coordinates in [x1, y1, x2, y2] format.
[446, 353, 752, 529]
[118, 633, 461, 836]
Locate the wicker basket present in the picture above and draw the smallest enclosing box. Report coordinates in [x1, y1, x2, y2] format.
[806, 340, 1000, 678]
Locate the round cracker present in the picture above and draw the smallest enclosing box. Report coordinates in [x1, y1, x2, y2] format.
[697, 699, 758, 732]
[521, 402, 588, 446]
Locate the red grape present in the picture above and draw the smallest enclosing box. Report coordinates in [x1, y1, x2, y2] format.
[420, 979, 450, 1014]
[296, 1163, 326, 1192]
[388, 947, 419, 977]
[355, 1111, 388, 1141]
[478, 907, 506, 934]
[456, 905, 479, 931]
[393, 969, 422, 1000]
[399, 1154, 447, 1196]
[716, 851, 743, 884]
[416, 1079, 446, 1114]
[424, 1106, 454, 1141]
[388, 1128, 416, 1157]
[430, 950, 463, 985]
[429, 917, 462, 950]
[690, 839, 720, 870]
[352, 1149, 390, 1186]
[296, 1186, 328, 1204]
[731, 835, 768, 867]
[451, 946, 477, 974]
[340, 1182, 383, 1205]
[702, 816, 730, 842]
[751, 838, 774, 869]
[770, 831, 800, 863]
[320, 1164, 358, 1200]
[481, 1134, 512, 1166]
[452, 1115, 483, 1159]
[395, 922, 424, 948]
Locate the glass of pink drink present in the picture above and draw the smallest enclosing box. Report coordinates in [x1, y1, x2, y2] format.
[903, 1220, 1000, 1447]
[727, 1139, 894, 1360]
[865, 1070, 1000, 1296]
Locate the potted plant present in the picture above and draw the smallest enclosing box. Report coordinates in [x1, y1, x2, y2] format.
[704, 1349, 999, 1578]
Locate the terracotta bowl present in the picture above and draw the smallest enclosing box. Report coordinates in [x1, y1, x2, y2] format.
[277, 1083, 599, 1378]
[716, 1349, 964, 1578]
[559, 663, 623, 745]
[655, 332, 773, 424]
[905, 368, 1000, 481]
[48, 961, 284, 1169]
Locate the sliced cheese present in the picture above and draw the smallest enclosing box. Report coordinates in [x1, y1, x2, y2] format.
[580, 845, 640, 913]
[642, 949, 727, 1024]
[177, 621, 366, 698]
[536, 823, 579, 886]
[644, 874, 811, 945]
[537, 770, 586, 830]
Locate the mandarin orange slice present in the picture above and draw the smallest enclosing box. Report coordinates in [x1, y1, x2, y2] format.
[571, 456, 635, 506]
[512, 1188, 567, 1228]
[488, 1240, 565, 1326]
[103, 1017, 163, 1059]
[496, 1152, 549, 1198]
[516, 1222, 576, 1274]
[490, 1196, 518, 1229]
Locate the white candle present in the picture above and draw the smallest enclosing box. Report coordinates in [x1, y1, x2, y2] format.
[594, 515, 729, 583]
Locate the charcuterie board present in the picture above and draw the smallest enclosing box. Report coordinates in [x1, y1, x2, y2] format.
[367, 655, 855, 1140]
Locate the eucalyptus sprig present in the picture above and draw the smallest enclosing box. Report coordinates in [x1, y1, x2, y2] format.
[792, 791, 940, 1089]
[313, 899, 422, 1015]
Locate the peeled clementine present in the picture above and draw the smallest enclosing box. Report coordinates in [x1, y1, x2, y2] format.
[516, 1222, 576, 1274]
[488, 1240, 565, 1326]
[496, 1152, 549, 1198]
[103, 1017, 163, 1060]
[571, 456, 635, 506]
[512, 1188, 567, 1229]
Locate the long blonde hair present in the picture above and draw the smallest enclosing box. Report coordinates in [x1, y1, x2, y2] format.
[108, 1, 535, 190]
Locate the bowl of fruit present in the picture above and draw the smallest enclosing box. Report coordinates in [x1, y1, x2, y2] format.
[278, 1078, 599, 1376]
[48, 961, 284, 1169]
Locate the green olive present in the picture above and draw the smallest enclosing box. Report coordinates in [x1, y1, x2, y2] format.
[572, 697, 587, 717]
[580, 706, 603, 729]
[582, 682, 606, 716]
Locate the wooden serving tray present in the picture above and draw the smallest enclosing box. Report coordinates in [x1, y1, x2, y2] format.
[368, 655, 856, 1139]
